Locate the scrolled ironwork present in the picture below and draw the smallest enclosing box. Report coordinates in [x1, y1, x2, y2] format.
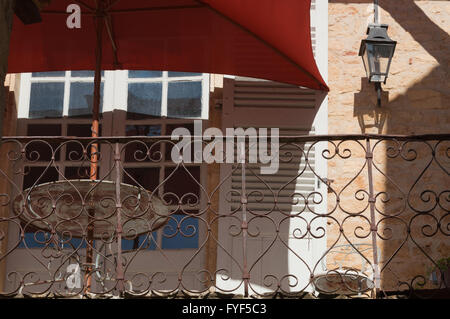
[0, 135, 447, 298]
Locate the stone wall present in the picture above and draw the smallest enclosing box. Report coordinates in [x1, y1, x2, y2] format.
[327, 0, 449, 292]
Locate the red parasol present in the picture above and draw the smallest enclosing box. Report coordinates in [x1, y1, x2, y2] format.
[8, 0, 327, 90]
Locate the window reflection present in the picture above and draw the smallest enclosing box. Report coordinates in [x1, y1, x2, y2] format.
[68, 82, 104, 117]
[167, 81, 202, 118]
[29, 83, 64, 118]
[127, 83, 162, 119]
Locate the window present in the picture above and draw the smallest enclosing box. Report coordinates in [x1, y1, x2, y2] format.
[16, 70, 209, 250]
[121, 122, 202, 251]
[125, 71, 207, 119]
[18, 71, 209, 120]
[23, 71, 105, 119]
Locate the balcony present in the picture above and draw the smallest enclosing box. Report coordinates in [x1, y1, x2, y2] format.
[0, 134, 448, 299]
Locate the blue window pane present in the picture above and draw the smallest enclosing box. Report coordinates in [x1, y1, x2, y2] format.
[167, 81, 202, 118]
[32, 71, 65, 77]
[63, 237, 86, 249]
[123, 167, 160, 191]
[29, 82, 64, 118]
[20, 232, 87, 249]
[19, 232, 51, 248]
[161, 215, 198, 249]
[68, 82, 104, 117]
[168, 72, 201, 77]
[127, 83, 162, 117]
[71, 71, 104, 77]
[123, 126, 162, 163]
[139, 233, 157, 250]
[121, 238, 136, 251]
[129, 71, 162, 78]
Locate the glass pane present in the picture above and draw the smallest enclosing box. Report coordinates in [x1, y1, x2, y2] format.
[165, 123, 194, 162]
[66, 124, 102, 166]
[127, 83, 162, 118]
[168, 71, 201, 77]
[27, 123, 61, 136]
[125, 125, 161, 137]
[129, 71, 162, 78]
[164, 166, 200, 202]
[123, 167, 160, 192]
[29, 83, 64, 118]
[374, 44, 394, 59]
[376, 57, 389, 75]
[26, 124, 61, 161]
[138, 234, 157, 250]
[366, 43, 390, 78]
[161, 214, 199, 249]
[166, 123, 194, 135]
[67, 123, 101, 137]
[62, 237, 86, 249]
[32, 71, 65, 77]
[361, 48, 369, 78]
[167, 82, 202, 118]
[19, 231, 52, 248]
[21, 166, 87, 249]
[65, 166, 99, 180]
[122, 234, 156, 251]
[366, 44, 376, 74]
[23, 166, 59, 190]
[20, 225, 87, 249]
[125, 125, 162, 162]
[68, 82, 104, 117]
[71, 70, 104, 77]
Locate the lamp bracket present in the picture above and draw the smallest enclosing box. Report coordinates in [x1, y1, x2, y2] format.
[366, 24, 389, 35]
[374, 83, 382, 107]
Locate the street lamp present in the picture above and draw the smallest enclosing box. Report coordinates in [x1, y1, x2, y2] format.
[359, 24, 397, 107]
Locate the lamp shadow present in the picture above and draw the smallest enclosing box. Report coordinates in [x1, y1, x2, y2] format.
[354, 78, 389, 134]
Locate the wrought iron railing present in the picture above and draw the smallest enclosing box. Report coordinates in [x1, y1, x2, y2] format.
[0, 134, 448, 298]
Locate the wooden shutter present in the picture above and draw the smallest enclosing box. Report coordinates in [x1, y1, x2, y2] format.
[232, 81, 317, 109]
[230, 127, 316, 215]
[218, 79, 322, 294]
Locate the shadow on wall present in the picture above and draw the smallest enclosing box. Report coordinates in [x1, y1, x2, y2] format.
[354, 78, 388, 134]
[334, 0, 450, 297]
[345, 0, 449, 134]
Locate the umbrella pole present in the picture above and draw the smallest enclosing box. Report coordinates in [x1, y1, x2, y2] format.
[85, 6, 104, 294]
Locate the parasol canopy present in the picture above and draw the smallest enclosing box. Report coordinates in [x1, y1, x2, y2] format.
[8, 0, 328, 91]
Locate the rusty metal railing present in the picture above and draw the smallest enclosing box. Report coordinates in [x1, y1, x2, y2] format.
[0, 134, 448, 298]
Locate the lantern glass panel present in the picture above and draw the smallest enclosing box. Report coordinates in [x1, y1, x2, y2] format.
[362, 47, 370, 78]
[366, 43, 394, 82]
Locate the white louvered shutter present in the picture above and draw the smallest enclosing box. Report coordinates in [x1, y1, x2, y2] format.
[218, 84, 323, 295]
[230, 127, 316, 216]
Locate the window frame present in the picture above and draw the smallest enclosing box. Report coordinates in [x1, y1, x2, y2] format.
[18, 71, 210, 120]
[15, 70, 210, 251]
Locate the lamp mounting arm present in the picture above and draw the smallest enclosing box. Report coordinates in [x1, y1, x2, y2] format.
[374, 0, 379, 25]
[375, 82, 382, 107]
